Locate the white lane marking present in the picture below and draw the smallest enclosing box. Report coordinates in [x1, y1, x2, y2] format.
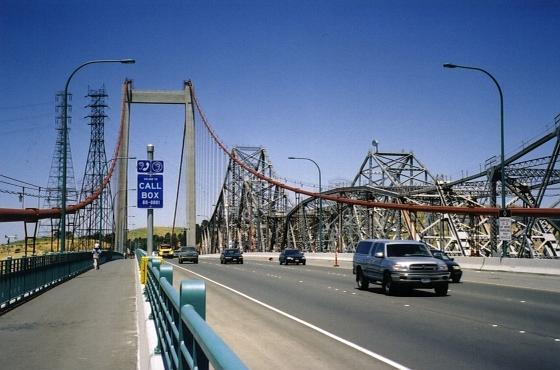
[174, 264, 411, 370]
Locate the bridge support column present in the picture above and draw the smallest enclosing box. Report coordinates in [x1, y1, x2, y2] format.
[119, 80, 197, 250]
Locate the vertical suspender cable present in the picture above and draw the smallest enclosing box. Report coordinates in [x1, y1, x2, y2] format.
[171, 112, 187, 245]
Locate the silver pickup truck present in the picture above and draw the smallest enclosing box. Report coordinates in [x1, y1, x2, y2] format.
[353, 239, 450, 296]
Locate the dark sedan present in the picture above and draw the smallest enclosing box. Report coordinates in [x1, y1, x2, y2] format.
[279, 249, 306, 265]
[430, 249, 462, 283]
[176, 245, 198, 264]
[220, 248, 243, 264]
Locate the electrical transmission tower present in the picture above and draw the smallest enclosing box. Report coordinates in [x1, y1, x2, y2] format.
[73, 86, 113, 250]
[41, 91, 79, 250]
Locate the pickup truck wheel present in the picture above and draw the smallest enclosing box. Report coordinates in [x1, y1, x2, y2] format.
[382, 273, 397, 295]
[356, 270, 369, 290]
[435, 284, 448, 296]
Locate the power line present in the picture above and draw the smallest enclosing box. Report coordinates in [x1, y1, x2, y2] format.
[0, 114, 52, 124]
[0, 175, 42, 189]
[0, 102, 51, 110]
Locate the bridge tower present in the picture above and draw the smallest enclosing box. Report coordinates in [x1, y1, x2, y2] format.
[73, 87, 113, 250]
[41, 91, 79, 251]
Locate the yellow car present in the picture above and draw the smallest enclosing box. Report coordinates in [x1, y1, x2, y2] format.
[157, 244, 174, 258]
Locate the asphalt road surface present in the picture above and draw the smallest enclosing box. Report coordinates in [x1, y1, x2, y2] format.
[168, 257, 560, 370]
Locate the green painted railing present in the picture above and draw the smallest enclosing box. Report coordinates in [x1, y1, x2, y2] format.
[138, 249, 247, 370]
[0, 250, 121, 313]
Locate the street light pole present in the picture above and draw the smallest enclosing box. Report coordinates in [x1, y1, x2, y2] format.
[443, 63, 507, 256]
[288, 157, 323, 252]
[60, 58, 135, 253]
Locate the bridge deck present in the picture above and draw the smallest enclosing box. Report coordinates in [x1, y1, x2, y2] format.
[0, 259, 137, 370]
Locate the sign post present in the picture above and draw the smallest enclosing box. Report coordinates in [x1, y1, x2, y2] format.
[498, 209, 511, 257]
[137, 145, 164, 256]
[137, 175, 163, 208]
[498, 217, 512, 253]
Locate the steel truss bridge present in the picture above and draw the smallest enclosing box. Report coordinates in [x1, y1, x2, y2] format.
[1, 81, 560, 258]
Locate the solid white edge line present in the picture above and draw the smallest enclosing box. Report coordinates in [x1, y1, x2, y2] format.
[174, 263, 411, 370]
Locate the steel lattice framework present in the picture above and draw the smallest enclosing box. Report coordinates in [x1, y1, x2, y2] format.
[40, 91, 79, 246]
[202, 147, 291, 253]
[2, 81, 559, 259]
[72, 87, 113, 250]
[203, 114, 560, 258]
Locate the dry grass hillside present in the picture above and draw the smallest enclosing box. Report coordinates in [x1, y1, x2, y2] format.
[0, 226, 174, 260]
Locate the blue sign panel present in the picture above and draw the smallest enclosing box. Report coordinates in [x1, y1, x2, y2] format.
[137, 160, 164, 174]
[137, 160, 151, 173]
[137, 174, 163, 208]
[151, 160, 164, 173]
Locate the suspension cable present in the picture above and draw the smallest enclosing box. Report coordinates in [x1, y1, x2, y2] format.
[192, 89, 560, 217]
[171, 107, 187, 245]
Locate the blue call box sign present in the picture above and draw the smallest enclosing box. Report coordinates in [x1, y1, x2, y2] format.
[137, 160, 164, 173]
[137, 174, 163, 208]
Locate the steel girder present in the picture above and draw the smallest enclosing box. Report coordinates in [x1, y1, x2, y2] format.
[203, 115, 560, 258]
[283, 118, 560, 258]
[205, 147, 291, 253]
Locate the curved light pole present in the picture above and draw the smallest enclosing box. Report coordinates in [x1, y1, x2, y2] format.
[443, 63, 507, 256]
[60, 59, 135, 252]
[288, 156, 323, 252]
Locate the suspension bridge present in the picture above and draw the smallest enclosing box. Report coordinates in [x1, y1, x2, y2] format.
[2, 79, 560, 370]
[1, 80, 560, 259]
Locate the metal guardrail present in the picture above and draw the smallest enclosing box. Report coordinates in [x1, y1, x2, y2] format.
[136, 249, 247, 370]
[0, 250, 121, 313]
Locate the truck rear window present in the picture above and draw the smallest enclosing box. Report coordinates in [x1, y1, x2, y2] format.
[387, 244, 431, 257]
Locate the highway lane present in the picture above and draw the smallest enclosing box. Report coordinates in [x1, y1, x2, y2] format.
[170, 259, 396, 370]
[167, 258, 560, 370]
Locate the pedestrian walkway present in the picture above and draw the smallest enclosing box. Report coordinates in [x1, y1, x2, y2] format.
[0, 258, 138, 370]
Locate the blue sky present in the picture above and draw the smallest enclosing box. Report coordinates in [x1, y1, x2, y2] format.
[1, 0, 560, 241]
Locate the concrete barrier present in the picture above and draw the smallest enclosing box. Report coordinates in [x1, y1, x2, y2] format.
[229, 252, 560, 276]
[454, 256, 560, 275]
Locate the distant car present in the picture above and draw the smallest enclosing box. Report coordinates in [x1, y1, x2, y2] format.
[176, 245, 198, 264]
[158, 244, 174, 258]
[279, 249, 306, 265]
[430, 249, 462, 283]
[220, 248, 243, 264]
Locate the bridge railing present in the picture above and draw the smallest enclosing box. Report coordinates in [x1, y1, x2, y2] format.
[137, 249, 247, 370]
[0, 250, 117, 313]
